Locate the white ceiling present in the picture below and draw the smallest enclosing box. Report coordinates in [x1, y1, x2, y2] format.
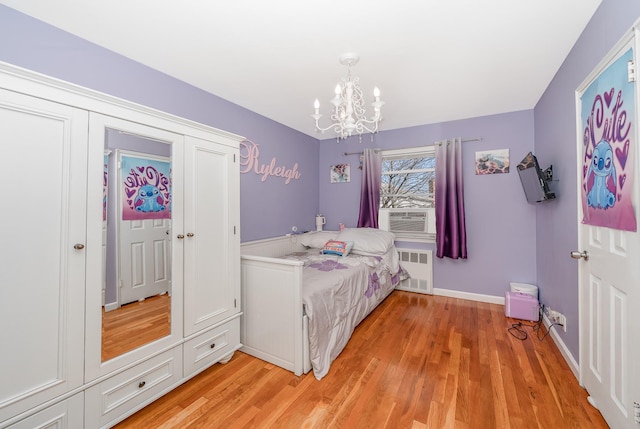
[2, 0, 602, 138]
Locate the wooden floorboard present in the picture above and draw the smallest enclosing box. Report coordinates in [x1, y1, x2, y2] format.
[102, 294, 171, 362]
[114, 291, 609, 428]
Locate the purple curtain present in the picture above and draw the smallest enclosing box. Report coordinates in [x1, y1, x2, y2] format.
[357, 148, 382, 228]
[435, 138, 467, 259]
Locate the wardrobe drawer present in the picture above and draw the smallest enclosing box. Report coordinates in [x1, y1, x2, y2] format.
[183, 317, 240, 377]
[6, 392, 83, 429]
[85, 347, 182, 429]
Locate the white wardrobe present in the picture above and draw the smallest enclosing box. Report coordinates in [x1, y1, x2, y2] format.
[0, 63, 242, 428]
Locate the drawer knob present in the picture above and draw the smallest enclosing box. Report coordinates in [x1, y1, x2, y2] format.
[138, 381, 146, 389]
[210, 343, 216, 349]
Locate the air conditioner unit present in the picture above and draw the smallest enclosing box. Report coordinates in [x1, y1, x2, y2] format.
[379, 208, 434, 233]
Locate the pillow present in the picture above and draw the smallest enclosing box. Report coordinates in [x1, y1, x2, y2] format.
[300, 231, 339, 249]
[321, 240, 354, 257]
[336, 228, 396, 255]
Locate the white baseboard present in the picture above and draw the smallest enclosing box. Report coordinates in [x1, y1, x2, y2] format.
[431, 288, 580, 381]
[433, 288, 580, 381]
[542, 314, 580, 380]
[433, 288, 505, 305]
[104, 302, 119, 312]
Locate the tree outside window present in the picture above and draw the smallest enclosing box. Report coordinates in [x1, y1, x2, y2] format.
[380, 148, 436, 209]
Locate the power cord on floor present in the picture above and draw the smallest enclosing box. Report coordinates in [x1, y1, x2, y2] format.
[507, 305, 564, 341]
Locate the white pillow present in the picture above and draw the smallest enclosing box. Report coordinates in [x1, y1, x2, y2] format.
[336, 228, 396, 255]
[300, 231, 339, 248]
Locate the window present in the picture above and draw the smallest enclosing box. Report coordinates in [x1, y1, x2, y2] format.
[380, 146, 436, 208]
[378, 146, 436, 242]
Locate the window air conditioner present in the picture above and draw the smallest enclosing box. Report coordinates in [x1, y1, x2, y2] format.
[379, 208, 433, 234]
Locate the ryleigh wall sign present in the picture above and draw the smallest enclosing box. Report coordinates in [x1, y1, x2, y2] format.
[240, 139, 301, 184]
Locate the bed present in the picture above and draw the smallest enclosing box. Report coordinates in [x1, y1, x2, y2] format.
[240, 228, 405, 380]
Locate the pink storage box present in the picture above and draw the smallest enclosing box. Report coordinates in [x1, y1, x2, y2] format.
[504, 291, 539, 321]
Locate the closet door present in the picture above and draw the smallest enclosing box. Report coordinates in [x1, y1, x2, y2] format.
[0, 89, 87, 421]
[183, 136, 240, 336]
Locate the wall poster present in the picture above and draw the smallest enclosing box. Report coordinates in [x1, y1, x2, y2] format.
[475, 149, 510, 175]
[580, 47, 637, 231]
[330, 163, 350, 183]
[121, 154, 172, 220]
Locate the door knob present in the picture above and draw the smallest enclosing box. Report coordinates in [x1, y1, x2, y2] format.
[570, 250, 589, 261]
[187, 233, 195, 237]
[73, 244, 85, 250]
[177, 234, 184, 239]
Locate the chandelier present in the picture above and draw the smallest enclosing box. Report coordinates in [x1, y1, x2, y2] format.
[312, 53, 384, 141]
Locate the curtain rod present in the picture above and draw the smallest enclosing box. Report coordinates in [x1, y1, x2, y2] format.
[342, 137, 482, 156]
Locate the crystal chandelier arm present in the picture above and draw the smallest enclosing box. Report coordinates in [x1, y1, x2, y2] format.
[312, 102, 383, 136]
[312, 112, 346, 134]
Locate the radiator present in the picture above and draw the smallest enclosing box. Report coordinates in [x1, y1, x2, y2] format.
[396, 248, 433, 294]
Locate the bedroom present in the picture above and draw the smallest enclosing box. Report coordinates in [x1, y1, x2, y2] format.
[0, 1, 638, 428]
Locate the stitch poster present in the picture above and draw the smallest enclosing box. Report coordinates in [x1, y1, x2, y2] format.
[121, 155, 171, 221]
[580, 48, 637, 231]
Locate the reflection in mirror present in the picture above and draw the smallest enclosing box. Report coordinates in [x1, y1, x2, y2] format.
[102, 128, 172, 362]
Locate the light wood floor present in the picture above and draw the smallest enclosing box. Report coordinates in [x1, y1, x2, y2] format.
[115, 291, 608, 428]
[102, 294, 171, 362]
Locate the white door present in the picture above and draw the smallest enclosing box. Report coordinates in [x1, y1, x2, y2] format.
[0, 88, 86, 420]
[183, 136, 240, 336]
[118, 151, 172, 305]
[576, 31, 640, 429]
[577, 225, 640, 428]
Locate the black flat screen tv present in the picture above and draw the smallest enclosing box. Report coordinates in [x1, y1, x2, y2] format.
[517, 152, 556, 203]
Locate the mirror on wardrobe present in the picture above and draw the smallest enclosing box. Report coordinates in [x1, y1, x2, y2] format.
[102, 128, 172, 362]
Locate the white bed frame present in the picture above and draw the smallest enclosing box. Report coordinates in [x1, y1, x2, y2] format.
[240, 235, 313, 376]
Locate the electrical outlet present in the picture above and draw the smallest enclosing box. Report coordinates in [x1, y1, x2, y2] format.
[543, 306, 567, 332]
[558, 313, 567, 332]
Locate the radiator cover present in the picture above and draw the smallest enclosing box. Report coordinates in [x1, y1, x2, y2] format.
[395, 249, 433, 294]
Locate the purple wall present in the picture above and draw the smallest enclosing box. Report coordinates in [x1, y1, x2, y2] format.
[319, 110, 538, 298]
[534, 0, 640, 360]
[0, 5, 319, 242]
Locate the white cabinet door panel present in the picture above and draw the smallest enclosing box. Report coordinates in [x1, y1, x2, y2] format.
[0, 89, 87, 421]
[183, 137, 240, 336]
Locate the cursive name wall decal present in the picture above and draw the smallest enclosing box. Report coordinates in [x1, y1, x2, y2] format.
[240, 139, 302, 184]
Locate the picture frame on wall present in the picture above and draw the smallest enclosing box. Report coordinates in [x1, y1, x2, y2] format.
[475, 149, 510, 175]
[330, 163, 350, 183]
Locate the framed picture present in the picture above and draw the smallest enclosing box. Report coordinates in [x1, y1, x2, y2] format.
[475, 149, 510, 175]
[330, 163, 350, 183]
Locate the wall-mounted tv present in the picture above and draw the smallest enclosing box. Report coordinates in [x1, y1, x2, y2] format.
[516, 152, 556, 204]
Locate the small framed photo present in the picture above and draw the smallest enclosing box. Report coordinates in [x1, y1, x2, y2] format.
[330, 163, 350, 183]
[475, 149, 510, 175]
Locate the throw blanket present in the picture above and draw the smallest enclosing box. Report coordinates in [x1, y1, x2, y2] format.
[283, 248, 404, 379]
